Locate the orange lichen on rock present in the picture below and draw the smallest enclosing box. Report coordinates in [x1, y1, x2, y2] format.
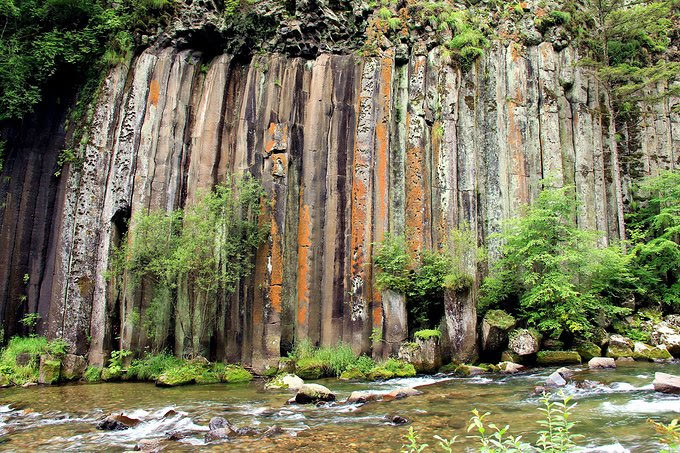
[149, 79, 160, 106]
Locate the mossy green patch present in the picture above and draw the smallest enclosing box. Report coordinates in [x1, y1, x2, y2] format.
[295, 358, 327, 380]
[367, 367, 395, 381]
[339, 368, 366, 381]
[156, 364, 202, 387]
[606, 345, 634, 359]
[221, 365, 253, 383]
[536, 350, 582, 366]
[484, 310, 516, 330]
[574, 341, 601, 361]
[439, 362, 460, 374]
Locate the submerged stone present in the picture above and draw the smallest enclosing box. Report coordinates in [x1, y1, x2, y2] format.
[294, 383, 336, 404]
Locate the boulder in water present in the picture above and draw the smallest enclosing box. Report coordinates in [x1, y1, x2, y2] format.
[204, 428, 231, 443]
[498, 361, 526, 374]
[653, 372, 680, 394]
[96, 413, 143, 431]
[61, 354, 87, 381]
[385, 414, 409, 425]
[452, 364, 486, 377]
[545, 371, 567, 387]
[398, 334, 442, 374]
[346, 391, 380, 404]
[339, 368, 366, 381]
[588, 357, 616, 369]
[632, 342, 673, 361]
[294, 383, 336, 404]
[556, 367, 575, 380]
[264, 374, 304, 391]
[383, 387, 422, 401]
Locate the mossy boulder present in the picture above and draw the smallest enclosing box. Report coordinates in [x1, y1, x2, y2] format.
[574, 341, 601, 361]
[398, 336, 442, 373]
[367, 367, 395, 381]
[339, 368, 366, 381]
[480, 310, 516, 354]
[439, 362, 460, 374]
[38, 355, 61, 384]
[542, 339, 565, 351]
[632, 342, 672, 361]
[536, 350, 581, 366]
[295, 358, 326, 380]
[453, 364, 486, 377]
[501, 350, 522, 363]
[265, 373, 304, 390]
[477, 363, 500, 373]
[195, 371, 221, 385]
[606, 335, 634, 359]
[222, 365, 253, 383]
[294, 383, 336, 404]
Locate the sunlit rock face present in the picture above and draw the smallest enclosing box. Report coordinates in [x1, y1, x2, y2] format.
[1, 41, 677, 369]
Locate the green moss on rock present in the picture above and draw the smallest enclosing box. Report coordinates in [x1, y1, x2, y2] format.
[295, 358, 326, 380]
[222, 365, 253, 383]
[574, 341, 601, 361]
[156, 364, 201, 387]
[439, 362, 459, 374]
[38, 357, 61, 384]
[606, 345, 634, 359]
[339, 368, 366, 381]
[501, 350, 521, 363]
[484, 310, 516, 330]
[367, 367, 394, 381]
[536, 350, 581, 366]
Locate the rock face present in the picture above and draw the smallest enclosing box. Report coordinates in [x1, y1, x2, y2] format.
[398, 337, 442, 373]
[1, 39, 677, 366]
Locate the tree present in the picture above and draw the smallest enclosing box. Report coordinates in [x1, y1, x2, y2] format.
[627, 170, 680, 308]
[481, 181, 634, 339]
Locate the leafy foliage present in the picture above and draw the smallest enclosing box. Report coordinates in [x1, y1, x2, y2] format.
[481, 181, 634, 338]
[650, 418, 680, 453]
[0, 0, 174, 121]
[0, 336, 67, 385]
[627, 171, 680, 308]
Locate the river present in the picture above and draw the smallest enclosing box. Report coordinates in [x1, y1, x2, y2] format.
[1, 361, 677, 451]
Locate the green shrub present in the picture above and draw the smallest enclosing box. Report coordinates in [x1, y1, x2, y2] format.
[483, 310, 516, 330]
[381, 358, 416, 377]
[127, 352, 183, 381]
[481, 181, 634, 338]
[414, 329, 441, 341]
[0, 336, 69, 385]
[84, 366, 102, 383]
[354, 355, 376, 374]
[314, 343, 356, 377]
[156, 363, 203, 386]
[373, 234, 412, 293]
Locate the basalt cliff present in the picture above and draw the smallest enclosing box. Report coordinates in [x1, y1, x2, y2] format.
[0, 0, 678, 371]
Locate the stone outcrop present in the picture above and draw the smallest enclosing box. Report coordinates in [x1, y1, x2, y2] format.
[1, 37, 677, 368]
[480, 310, 516, 356]
[398, 337, 442, 373]
[509, 329, 540, 357]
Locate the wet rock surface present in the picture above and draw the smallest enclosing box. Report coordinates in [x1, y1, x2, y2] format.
[294, 384, 336, 404]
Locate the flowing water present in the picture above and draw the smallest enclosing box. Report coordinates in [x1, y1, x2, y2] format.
[0, 362, 677, 452]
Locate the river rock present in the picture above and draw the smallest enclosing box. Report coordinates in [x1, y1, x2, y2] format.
[588, 357, 616, 369]
[134, 439, 162, 452]
[385, 414, 409, 425]
[264, 374, 304, 391]
[383, 387, 422, 401]
[96, 413, 143, 431]
[346, 391, 380, 404]
[294, 383, 336, 404]
[398, 336, 442, 373]
[38, 355, 61, 385]
[606, 335, 634, 358]
[480, 310, 516, 354]
[536, 350, 581, 366]
[509, 329, 540, 357]
[653, 372, 680, 394]
[339, 368, 366, 381]
[556, 367, 575, 380]
[616, 356, 635, 363]
[205, 428, 231, 443]
[545, 371, 566, 387]
[261, 425, 284, 438]
[453, 364, 486, 377]
[498, 361, 526, 374]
